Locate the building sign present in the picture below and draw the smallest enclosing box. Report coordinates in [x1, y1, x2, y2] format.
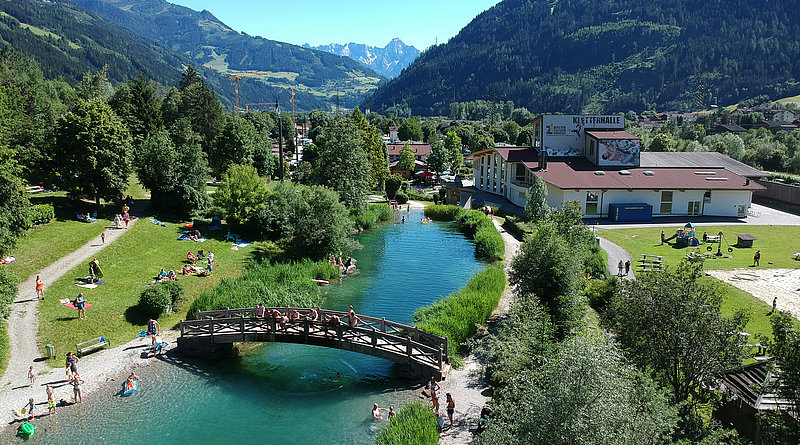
[541, 115, 623, 156]
[597, 138, 640, 167]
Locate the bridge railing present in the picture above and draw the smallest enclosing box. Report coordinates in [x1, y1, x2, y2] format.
[194, 307, 449, 359]
[182, 307, 449, 369]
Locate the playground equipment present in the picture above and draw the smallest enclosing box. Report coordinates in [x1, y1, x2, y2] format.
[704, 230, 735, 254]
[664, 222, 699, 247]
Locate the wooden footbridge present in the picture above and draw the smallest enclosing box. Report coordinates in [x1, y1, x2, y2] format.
[177, 307, 449, 379]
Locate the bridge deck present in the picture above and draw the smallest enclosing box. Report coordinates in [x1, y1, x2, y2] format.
[179, 307, 448, 375]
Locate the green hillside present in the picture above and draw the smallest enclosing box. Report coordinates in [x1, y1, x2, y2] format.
[0, 0, 190, 86]
[361, 0, 800, 115]
[73, 0, 384, 111]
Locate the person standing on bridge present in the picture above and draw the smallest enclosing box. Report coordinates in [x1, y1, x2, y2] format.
[348, 305, 360, 327]
[256, 303, 266, 326]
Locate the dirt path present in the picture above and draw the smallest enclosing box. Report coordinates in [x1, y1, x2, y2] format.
[0, 204, 145, 423]
[598, 237, 636, 280]
[438, 217, 521, 444]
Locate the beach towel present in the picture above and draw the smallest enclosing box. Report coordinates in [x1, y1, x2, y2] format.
[59, 299, 70, 304]
[81, 277, 106, 285]
[0, 256, 15, 264]
[148, 219, 167, 227]
[74, 283, 98, 289]
[63, 301, 92, 310]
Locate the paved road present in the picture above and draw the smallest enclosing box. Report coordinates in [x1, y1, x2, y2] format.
[598, 237, 635, 280]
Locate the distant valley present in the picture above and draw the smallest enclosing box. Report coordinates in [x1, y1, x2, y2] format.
[304, 38, 420, 79]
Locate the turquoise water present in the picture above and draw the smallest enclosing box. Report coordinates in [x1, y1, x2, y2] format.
[20, 209, 485, 444]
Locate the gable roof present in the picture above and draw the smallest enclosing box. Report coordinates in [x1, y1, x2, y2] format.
[720, 361, 794, 411]
[585, 130, 639, 140]
[386, 143, 431, 157]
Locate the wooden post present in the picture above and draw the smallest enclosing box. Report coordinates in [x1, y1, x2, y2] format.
[413, 327, 419, 342]
[443, 337, 449, 361]
[239, 317, 244, 339]
[304, 320, 309, 343]
[406, 337, 413, 363]
[381, 317, 386, 332]
[210, 319, 215, 339]
[196, 310, 200, 320]
[372, 330, 378, 353]
[437, 347, 443, 371]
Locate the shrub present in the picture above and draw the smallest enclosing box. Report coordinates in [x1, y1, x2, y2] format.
[0, 268, 19, 319]
[407, 190, 434, 202]
[369, 203, 393, 222]
[159, 281, 184, 304]
[139, 286, 172, 318]
[385, 174, 403, 200]
[375, 402, 438, 445]
[474, 225, 505, 260]
[584, 277, 620, 312]
[424, 204, 462, 221]
[187, 259, 339, 317]
[27, 204, 54, 226]
[395, 191, 409, 204]
[502, 215, 533, 239]
[414, 267, 506, 361]
[352, 209, 378, 230]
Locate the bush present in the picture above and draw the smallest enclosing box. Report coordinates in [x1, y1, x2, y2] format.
[139, 285, 173, 318]
[502, 215, 533, 239]
[395, 191, 409, 204]
[369, 203, 393, 222]
[187, 259, 339, 317]
[159, 281, 184, 304]
[375, 402, 438, 445]
[407, 190, 434, 202]
[414, 267, 506, 361]
[584, 277, 620, 312]
[424, 204, 462, 221]
[474, 225, 505, 260]
[0, 268, 19, 319]
[28, 204, 55, 226]
[385, 174, 403, 200]
[352, 209, 378, 230]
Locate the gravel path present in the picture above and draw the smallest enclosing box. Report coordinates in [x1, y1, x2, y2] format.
[598, 236, 636, 280]
[438, 217, 520, 444]
[0, 206, 144, 425]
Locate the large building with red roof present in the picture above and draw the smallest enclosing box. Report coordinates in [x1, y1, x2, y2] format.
[470, 115, 765, 219]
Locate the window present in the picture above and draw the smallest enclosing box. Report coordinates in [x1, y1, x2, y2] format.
[703, 190, 712, 203]
[660, 191, 673, 214]
[586, 190, 599, 215]
[688, 201, 700, 216]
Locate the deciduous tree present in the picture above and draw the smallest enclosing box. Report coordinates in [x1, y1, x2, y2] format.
[397, 143, 416, 171]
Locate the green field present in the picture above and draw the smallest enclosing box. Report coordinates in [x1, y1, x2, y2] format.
[37, 218, 262, 362]
[599, 225, 800, 270]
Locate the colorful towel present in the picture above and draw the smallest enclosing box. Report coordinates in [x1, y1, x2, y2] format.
[81, 277, 106, 285]
[148, 219, 167, 227]
[63, 301, 93, 310]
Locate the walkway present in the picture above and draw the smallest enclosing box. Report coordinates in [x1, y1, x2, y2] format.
[0, 205, 143, 394]
[438, 217, 521, 445]
[598, 237, 635, 280]
[179, 307, 449, 378]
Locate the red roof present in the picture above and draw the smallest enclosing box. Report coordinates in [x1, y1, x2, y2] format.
[523, 158, 765, 191]
[585, 130, 639, 140]
[469, 145, 538, 162]
[386, 143, 431, 156]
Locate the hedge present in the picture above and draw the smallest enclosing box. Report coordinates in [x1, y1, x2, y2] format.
[375, 402, 438, 445]
[28, 204, 55, 226]
[424, 205, 505, 260]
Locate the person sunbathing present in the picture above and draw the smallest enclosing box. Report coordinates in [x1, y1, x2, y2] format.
[187, 251, 197, 264]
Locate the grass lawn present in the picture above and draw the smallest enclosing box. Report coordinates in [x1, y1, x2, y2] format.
[8, 194, 110, 281]
[599, 225, 800, 271]
[124, 174, 150, 200]
[37, 218, 264, 364]
[600, 225, 793, 342]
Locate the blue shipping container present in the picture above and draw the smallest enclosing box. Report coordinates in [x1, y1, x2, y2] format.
[608, 203, 653, 222]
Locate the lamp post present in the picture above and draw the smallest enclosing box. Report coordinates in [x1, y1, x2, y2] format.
[276, 99, 284, 182]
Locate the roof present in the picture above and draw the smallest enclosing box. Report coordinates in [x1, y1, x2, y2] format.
[469, 145, 539, 162]
[523, 158, 765, 191]
[716, 123, 747, 133]
[585, 130, 639, 140]
[640, 152, 766, 178]
[388, 159, 427, 169]
[386, 143, 430, 157]
[720, 361, 794, 411]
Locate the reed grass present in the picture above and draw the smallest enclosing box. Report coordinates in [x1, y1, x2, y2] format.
[375, 402, 438, 445]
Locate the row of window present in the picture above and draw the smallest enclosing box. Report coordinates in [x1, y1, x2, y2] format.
[584, 190, 710, 215]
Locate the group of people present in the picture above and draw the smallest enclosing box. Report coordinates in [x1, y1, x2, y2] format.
[424, 376, 455, 429]
[65, 352, 85, 403]
[617, 259, 631, 276]
[153, 268, 177, 283]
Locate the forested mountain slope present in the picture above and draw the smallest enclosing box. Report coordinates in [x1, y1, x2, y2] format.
[361, 0, 800, 115]
[73, 0, 384, 111]
[0, 0, 192, 86]
[304, 38, 420, 79]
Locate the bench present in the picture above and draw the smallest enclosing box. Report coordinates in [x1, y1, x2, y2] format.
[641, 254, 663, 260]
[705, 235, 721, 243]
[76, 336, 110, 357]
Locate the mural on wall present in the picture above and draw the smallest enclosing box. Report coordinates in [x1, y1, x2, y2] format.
[540, 115, 623, 157]
[597, 138, 641, 166]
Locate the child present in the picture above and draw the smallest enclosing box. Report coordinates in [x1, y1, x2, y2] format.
[28, 366, 35, 387]
[46, 385, 56, 416]
[25, 398, 35, 420]
[72, 376, 84, 403]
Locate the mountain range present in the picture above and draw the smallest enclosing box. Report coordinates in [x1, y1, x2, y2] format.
[361, 0, 800, 116]
[303, 38, 420, 79]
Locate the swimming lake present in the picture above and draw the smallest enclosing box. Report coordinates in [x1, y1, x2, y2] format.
[18, 209, 486, 444]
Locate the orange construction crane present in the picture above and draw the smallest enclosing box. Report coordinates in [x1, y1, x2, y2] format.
[226, 72, 270, 114]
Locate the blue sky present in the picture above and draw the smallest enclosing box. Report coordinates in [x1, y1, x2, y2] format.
[170, 0, 500, 50]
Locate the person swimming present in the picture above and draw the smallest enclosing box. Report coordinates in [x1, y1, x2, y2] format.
[330, 372, 340, 381]
[372, 403, 388, 419]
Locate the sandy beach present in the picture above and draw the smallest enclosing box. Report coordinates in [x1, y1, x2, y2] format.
[706, 268, 800, 319]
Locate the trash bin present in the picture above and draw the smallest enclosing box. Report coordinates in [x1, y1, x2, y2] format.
[46, 344, 55, 359]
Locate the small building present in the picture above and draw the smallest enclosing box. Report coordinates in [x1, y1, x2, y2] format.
[389, 159, 427, 180]
[715, 360, 796, 443]
[470, 114, 764, 218]
[386, 142, 431, 163]
[714, 123, 747, 134]
[388, 126, 399, 143]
